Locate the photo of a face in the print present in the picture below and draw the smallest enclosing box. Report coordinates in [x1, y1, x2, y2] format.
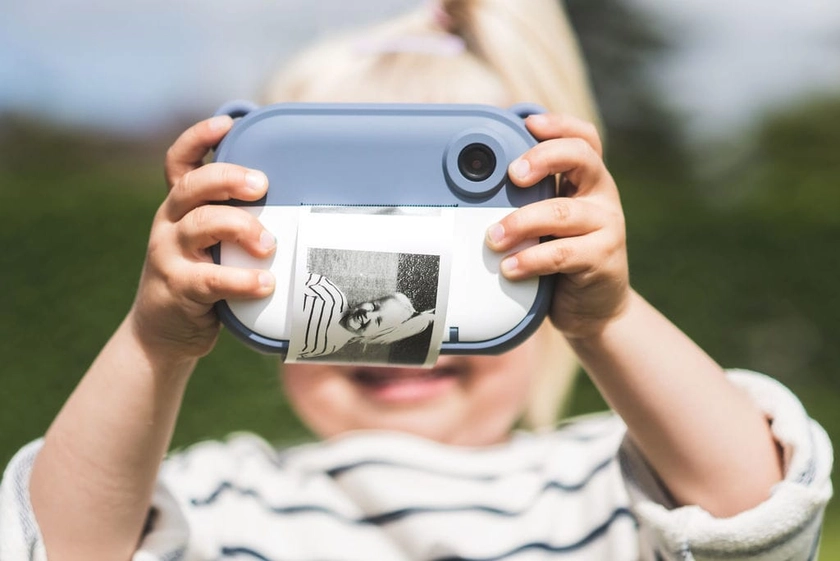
[293, 248, 440, 365]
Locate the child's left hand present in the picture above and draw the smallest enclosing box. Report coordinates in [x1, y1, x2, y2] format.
[485, 113, 629, 340]
[488, 113, 785, 517]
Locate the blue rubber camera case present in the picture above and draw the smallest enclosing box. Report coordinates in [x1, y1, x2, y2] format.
[211, 101, 555, 355]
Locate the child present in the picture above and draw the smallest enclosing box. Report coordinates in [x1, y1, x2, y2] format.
[1, 1, 832, 560]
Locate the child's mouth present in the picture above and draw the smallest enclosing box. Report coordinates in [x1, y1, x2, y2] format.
[351, 367, 458, 386]
[349, 365, 462, 402]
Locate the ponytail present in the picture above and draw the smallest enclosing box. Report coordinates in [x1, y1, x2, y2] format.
[443, 0, 600, 126]
[263, 0, 599, 128]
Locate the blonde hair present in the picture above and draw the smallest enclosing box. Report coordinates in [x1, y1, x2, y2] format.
[267, 0, 595, 430]
[262, 0, 600, 126]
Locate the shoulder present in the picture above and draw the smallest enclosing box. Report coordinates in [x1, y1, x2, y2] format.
[302, 274, 348, 313]
[305, 274, 344, 296]
[165, 432, 279, 465]
[526, 412, 628, 482]
[553, 410, 625, 438]
[546, 410, 627, 457]
[160, 433, 287, 496]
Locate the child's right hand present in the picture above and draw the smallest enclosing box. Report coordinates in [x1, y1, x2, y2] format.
[27, 115, 276, 560]
[130, 116, 276, 361]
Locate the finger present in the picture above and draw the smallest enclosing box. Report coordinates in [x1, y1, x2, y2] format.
[177, 205, 276, 259]
[498, 233, 613, 281]
[166, 163, 268, 222]
[507, 137, 611, 197]
[485, 197, 608, 252]
[165, 115, 234, 188]
[177, 262, 275, 305]
[524, 113, 603, 157]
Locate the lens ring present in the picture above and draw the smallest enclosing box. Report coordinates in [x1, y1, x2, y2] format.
[443, 128, 507, 199]
[457, 143, 497, 182]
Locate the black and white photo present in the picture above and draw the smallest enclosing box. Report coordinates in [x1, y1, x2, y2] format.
[288, 248, 440, 365]
[286, 206, 454, 367]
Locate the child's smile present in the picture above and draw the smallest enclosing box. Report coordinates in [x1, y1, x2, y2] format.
[348, 364, 464, 404]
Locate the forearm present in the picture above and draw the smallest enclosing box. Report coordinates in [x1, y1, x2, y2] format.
[567, 290, 783, 517]
[30, 312, 195, 561]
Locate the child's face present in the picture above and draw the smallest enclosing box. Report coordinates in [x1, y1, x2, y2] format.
[282, 326, 552, 446]
[339, 293, 414, 338]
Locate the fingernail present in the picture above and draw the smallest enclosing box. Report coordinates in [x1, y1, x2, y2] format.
[486, 223, 505, 245]
[510, 158, 530, 179]
[258, 271, 274, 288]
[259, 230, 276, 251]
[208, 115, 233, 131]
[501, 256, 518, 275]
[246, 170, 267, 191]
[527, 114, 548, 127]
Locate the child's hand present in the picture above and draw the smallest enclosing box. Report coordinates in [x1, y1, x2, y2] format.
[485, 113, 629, 339]
[130, 116, 276, 361]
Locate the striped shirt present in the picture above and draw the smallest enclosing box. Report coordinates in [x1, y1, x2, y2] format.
[296, 274, 353, 359]
[0, 371, 832, 560]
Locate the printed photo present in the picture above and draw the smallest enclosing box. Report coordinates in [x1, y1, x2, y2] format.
[289, 248, 441, 365]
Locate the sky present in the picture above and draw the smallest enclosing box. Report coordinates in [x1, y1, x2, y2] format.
[1, 0, 839, 139]
[631, 0, 840, 136]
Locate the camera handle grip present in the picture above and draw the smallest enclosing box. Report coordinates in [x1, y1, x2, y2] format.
[508, 102, 546, 120]
[214, 99, 259, 120]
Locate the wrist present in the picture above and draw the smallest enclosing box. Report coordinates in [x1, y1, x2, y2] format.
[123, 309, 200, 383]
[557, 287, 636, 344]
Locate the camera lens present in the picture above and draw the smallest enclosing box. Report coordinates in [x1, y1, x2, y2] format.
[457, 143, 496, 182]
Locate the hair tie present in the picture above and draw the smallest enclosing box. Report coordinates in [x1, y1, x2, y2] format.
[429, 0, 455, 32]
[352, 1, 465, 57]
[354, 35, 465, 56]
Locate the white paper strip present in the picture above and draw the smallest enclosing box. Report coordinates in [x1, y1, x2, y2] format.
[285, 207, 454, 367]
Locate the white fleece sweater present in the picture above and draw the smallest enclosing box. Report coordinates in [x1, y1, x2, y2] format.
[0, 370, 833, 560]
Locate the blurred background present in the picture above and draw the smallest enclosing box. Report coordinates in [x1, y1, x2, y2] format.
[1, 0, 838, 554]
